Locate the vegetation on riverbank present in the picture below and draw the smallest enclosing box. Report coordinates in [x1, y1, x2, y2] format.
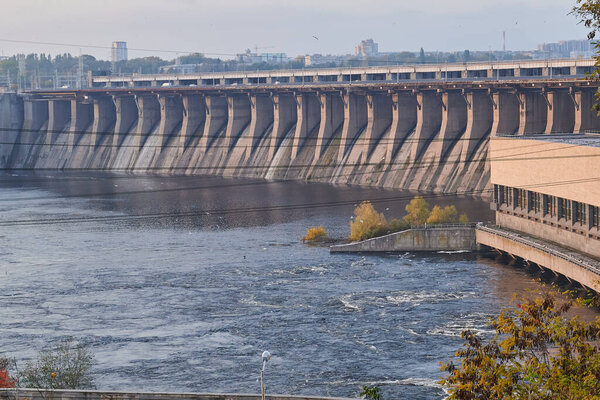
[441, 295, 600, 399]
[0, 338, 95, 390]
[303, 226, 329, 243]
[348, 196, 469, 242]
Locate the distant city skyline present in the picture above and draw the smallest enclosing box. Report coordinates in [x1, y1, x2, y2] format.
[0, 0, 591, 60]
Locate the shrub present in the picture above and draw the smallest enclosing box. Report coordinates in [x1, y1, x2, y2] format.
[303, 226, 328, 242]
[426, 205, 458, 225]
[388, 218, 410, 232]
[360, 385, 381, 400]
[20, 337, 95, 390]
[349, 201, 387, 241]
[458, 213, 469, 224]
[0, 358, 15, 388]
[403, 196, 430, 226]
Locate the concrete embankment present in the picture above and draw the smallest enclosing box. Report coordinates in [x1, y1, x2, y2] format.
[0, 389, 354, 400]
[330, 225, 478, 253]
[0, 91, 490, 197]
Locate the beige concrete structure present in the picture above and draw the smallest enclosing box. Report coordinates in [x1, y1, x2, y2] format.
[479, 135, 600, 291]
[7, 78, 600, 198]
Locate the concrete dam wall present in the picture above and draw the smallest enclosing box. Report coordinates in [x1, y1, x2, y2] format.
[2, 80, 598, 198]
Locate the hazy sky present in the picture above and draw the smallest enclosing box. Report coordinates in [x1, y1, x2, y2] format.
[0, 0, 590, 60]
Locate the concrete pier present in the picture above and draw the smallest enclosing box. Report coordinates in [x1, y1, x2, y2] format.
[90, 98, 116, 148]
[134, 95, 160, 149]
[270, 93, 297, 158]
[292, 92, 320, 160]
[436, 91, 467, 159]
[386, 93, 417, 164]
[313, 93, 343, 163]
[338, 92, 367, 162]
[22, 99, 48, 146]
[199, 95, 227, 151]
[364, 93, 392, 157]
[247, 94, 273, 152]
[224, 95, 251, 151]
[46, 99, 70, 144]
[180, 94, 206, 152]
[411, 91, 443, 160]
[518, 91, 547, 135]
[112, 96, 137, 151]
[157, 95, 183, 150]
[491, 91, 519, 136]
[460, 91, 493, 162]
[573, 89, 600, 133]
[67, 100, 93, 150]
[544, 89, 575, 134]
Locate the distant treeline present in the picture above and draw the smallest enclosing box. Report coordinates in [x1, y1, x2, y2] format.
[0, 48, 535, 87]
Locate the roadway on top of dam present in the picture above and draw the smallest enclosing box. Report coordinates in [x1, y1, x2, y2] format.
[21, 77, 600, 100]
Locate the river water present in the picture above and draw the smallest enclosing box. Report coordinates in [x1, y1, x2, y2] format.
[0, 173, 582, 399]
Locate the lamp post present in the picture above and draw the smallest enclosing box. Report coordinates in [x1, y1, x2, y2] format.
[260, 350, 271, 400]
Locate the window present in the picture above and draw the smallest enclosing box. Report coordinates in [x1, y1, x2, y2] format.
[515, 189, 527, 210]
[530, 192, 541, 213]
[504, 186, 513, 207]
[558, 198, 571, 221]
[547, 195, 557, 218]
[592, 206, 600, 228]
[574, 202, 587, 225]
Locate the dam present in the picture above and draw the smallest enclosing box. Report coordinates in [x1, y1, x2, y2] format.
[1, 60, 600, 198]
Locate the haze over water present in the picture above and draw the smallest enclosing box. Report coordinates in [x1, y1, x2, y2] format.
[0, 173, 585, 399]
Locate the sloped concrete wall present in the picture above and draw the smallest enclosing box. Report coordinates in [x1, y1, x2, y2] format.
[330, 226, 477, 253]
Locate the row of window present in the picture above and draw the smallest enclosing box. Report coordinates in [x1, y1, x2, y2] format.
[494, 185, 600, 228]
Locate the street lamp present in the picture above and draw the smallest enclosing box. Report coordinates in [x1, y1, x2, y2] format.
[260, 350, 271, 400]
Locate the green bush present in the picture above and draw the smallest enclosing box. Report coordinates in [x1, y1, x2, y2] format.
[389, 218, 410, 232]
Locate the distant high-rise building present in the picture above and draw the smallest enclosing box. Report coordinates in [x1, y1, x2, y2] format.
[536, 39, 592, 58]
[355, 39, 378, 57]
[111, 41, 128, 63]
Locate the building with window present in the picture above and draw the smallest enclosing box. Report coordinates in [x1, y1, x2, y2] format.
[490, 134, 600, 256]
[355, 39, 379, 58]
[536, 39, 593, 59]
[111, 41, 128, 63]
[480, 134, 600, 290]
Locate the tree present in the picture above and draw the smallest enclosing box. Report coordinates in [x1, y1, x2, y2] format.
[462, 49, 471, 62]
[573, 1, 600, 113]
[426, 205, 458, 225]
[349, 201, 387, 241]
[20, 338, 95, 390]
[403, 196, 430, 226]
[441, 295, 600, 399]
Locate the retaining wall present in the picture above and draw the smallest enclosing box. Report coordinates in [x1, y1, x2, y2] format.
[329, 226, 477, 253]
